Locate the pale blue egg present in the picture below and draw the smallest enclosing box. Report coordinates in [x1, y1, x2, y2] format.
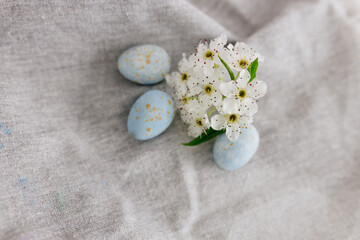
[118, 45, 171, 85]
[213, 125, 260, 171]
[128, 90, 175, 140]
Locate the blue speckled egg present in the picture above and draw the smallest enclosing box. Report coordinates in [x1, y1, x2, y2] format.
[118, 45, 171, 85]
[213, 125, 260, 171]
[128, 90, 175, 140]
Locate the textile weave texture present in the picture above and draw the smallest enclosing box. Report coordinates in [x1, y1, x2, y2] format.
[0, 0, 359, 239]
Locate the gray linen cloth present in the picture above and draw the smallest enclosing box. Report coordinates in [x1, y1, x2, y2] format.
[0, 0, 359, 239]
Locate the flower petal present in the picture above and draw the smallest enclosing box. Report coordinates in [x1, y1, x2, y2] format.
[222, 97, 239, 114]
[184, 98, 200, 112]
[180, 109, 192, 124]
[215, 100, 225, 114]
[239, 98, 258, 116]
[234, 42, 250, 52]
[197, 41, 208, 53]
[187, 84, 202, 96]
[219, 81, 237, 97]
[218, 48, 232, 64]
[246, 79, 267, 99]
[199, 93, 212, 108]
[234, 42, 256, 61]
[178, 53, 189, 73]
[175, 82, 188, 96]
[211, 114, 227, 130]
[188, 124, 202, 138]
[210, 34, 227, 50]
[226, 123, 240, 142]
[188, 53, 198, 65]
[238, 116, 253, 126]
[165, 72, 180, 88]
[203, 65, 215, 77]
[210, 90, 222, 106]
[235, 70, 250, 88]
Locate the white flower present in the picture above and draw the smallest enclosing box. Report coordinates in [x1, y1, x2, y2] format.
[219, 70, 267, 116]
[174, 84, 208, 113]
[182, 110, 211, 137]
[165, 34, 268, 143]
[187, 66, 229, 93]
[175, 93, 201, 112]
[211, 112, 253, 141]
[165, 54, 194, 96]
[198, 75, 223, 108]
[185, 68, 223, 108]
[189, 34, 228, 76]
[228, 42, 264, 72]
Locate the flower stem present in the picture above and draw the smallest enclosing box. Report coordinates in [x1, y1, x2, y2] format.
[207, 107, 216, 116]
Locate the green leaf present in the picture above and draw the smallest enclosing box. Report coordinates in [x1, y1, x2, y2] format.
[235, 71, 240, 80]
[218, 55, 235, 80]
[247, 58, 258, 83]
[182, 127, 225, 146]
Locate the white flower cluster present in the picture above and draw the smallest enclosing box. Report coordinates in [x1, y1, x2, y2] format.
[166, 35, 267, 141]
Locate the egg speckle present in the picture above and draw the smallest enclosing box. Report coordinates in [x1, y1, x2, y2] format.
[118, 45, 171, 85]
[213, 125, 259, 171]
[128, 90, 175, 140]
